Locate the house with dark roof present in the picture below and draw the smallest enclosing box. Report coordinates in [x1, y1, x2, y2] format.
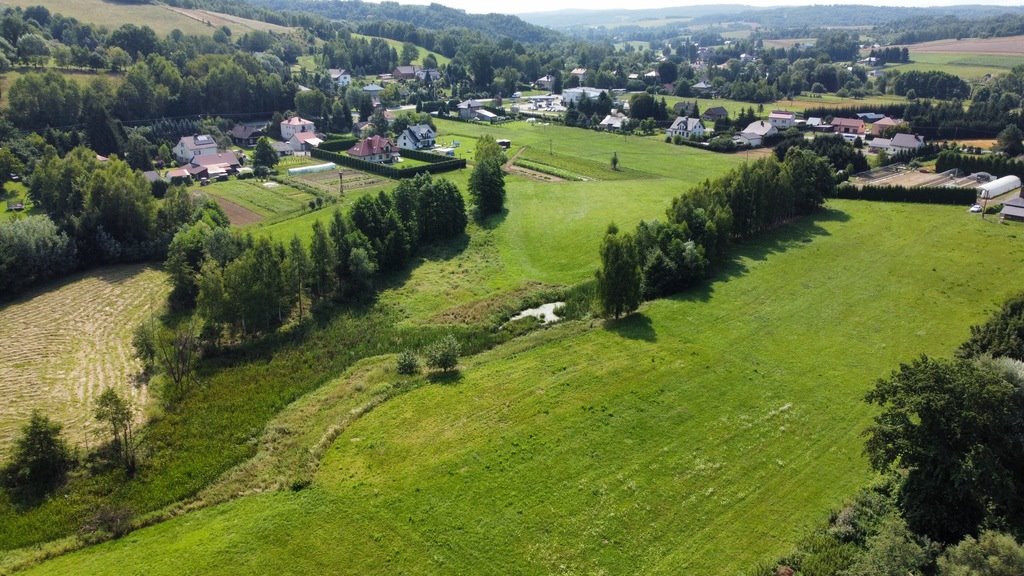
[173, 134, 218, 164]
[831, 117, 865, 135]
[888, 133, 926, 154]
[666, 117, 707, 139]
[701, 106, 728, 122]
[397, 124, 437, 150]
[1001, 196, 1024, 222]
[229, 124, 266, 148]
[190, 152, 243, 180]
[673, 101, 697, 117]
[393, 65, 421, 81]
[348, 135, 400, 164]
[457, 99, 485, 120]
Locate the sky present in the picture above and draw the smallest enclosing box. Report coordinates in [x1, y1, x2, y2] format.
[386, 0, 1024, 15]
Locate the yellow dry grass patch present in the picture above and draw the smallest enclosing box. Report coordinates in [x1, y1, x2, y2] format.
[0, 265, 168, 456]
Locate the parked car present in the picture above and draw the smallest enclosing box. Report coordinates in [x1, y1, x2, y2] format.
[969, 204, 983, 213]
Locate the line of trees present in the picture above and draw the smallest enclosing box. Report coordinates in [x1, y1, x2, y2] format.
[0, 146, 227, 301]
[892, 70, 971, 100]
[596, 148, 835, 315]
[936, 150, 1024, 180]
[168, 173, 467, 338]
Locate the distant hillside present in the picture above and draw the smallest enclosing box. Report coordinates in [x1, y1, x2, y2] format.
[519, 5, 751, 30]
[240, 0, 561, 44]
[690, 4, 1024, 29]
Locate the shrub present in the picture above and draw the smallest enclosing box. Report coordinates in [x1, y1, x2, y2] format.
[79, 505, 134, 542]
[2, 412, 74, 501]
[425, 334, 460, 372]
[396, 350, 420, 375]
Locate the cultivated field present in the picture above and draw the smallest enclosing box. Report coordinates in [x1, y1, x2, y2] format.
[0, 265, 168, 456]
[0, 0, 285, 37]
[23, 200, 1024, 575]
[900, 35, 1024, 55]
[890, 52, 1022, 81]
[286, 167, 387, 196]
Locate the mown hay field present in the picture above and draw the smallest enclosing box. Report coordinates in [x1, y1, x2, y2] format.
[0, 265, 168, 456]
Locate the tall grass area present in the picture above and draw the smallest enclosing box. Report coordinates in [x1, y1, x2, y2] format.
[21, 201, 1024, 575]
[0, 305, 505, 552]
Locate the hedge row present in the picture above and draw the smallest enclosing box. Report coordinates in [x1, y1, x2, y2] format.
[311, 148, 466, 179]
[317, 136, 360, 152]
[837, 183, 976, 204]
[935, 151, 1024, 180]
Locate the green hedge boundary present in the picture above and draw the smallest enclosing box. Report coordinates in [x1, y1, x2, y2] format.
[837, 183, 976, 204]
[311, 147, 466, 179]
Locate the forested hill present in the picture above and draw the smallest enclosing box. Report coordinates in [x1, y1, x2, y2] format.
[690, 4, 1024, 28]
[239, 0, 561, 44]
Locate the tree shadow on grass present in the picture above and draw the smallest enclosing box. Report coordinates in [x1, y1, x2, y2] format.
[427, 370, 463, 385]
[670, 207, 852, 305]
[604, 312, 657, 342]
[374, 231, 472, 293]
[476, 207, 508, 231]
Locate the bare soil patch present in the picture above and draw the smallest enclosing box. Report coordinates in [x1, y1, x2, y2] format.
[902, 35, 1024, 55]
[0, 265, 169, 456]
[212, 196, 264, 226]
[164, 7, 292, 33]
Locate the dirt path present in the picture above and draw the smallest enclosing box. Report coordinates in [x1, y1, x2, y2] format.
[504, 146, 566, 182]
[212, 196, 264, 226]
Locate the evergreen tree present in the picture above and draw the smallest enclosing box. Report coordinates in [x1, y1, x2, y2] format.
[253, 137, 279, 170]
[2, 411, 73, 500]
[285, 235, 310, 320]
[308, 220, 337, 301]
[468, 135, 505, 218]
[595, 223, 641, 319]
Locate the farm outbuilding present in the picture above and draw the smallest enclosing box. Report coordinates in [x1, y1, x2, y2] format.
[978, 175, 1021, 200]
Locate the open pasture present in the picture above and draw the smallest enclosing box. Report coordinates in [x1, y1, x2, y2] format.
[889, 52, 1022, 81]
[22, 200, 1024, 575]
[351, 33, 451, 67]
[0, 265, 168, 457]
[0, 0, 267, 37]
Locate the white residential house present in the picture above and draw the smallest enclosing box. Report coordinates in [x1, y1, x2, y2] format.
[666, 117, 707, 139]
[397, 124, 437, 150]
[570, 67, 587, 83]
[598, 112, 629, 131]
[329, 68, 351, 87]
[768, 111, 797, 129]
[173, 134, 218, 164]
[280, 116, 316, 141]
[287, 131, 323, 153]
[733, 120, 777, 147]
[534, 74, 555, 90]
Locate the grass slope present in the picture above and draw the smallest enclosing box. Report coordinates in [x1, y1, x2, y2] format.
[1, 0, 286, 37]
[351, 33, 451, 67]
[22, 201, 1024, 575]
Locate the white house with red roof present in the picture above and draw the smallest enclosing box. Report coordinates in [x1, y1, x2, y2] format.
[280, 116, 316, 141]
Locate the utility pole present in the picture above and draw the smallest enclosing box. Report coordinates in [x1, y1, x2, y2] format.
[338, 171, 344, 196]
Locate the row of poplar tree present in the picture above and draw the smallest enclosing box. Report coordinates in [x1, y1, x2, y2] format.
[596, 147, 837, 317]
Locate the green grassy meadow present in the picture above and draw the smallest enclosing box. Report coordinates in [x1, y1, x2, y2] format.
[0, 182, 36, 223]
[0, 0, 280, 37]
[21, 200, 1024, 575]
[351, 34, 451, 67]
[889, 53, 1023, 81]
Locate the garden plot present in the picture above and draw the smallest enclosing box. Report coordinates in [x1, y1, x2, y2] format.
[286, 167, 387, 195]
